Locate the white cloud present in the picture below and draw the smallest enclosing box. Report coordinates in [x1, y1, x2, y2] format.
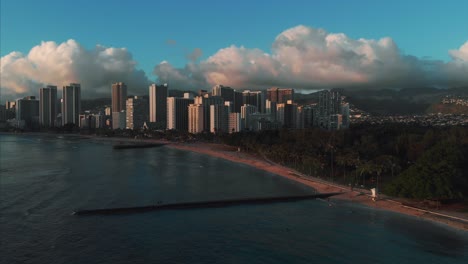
[2, 27, 467, 101]
[1, 39, 149, 100]
[153, 25, 468, 91]
[449, 41, 468, 62]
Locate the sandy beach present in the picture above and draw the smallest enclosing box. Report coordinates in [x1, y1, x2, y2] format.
[168, 141, 468, 231]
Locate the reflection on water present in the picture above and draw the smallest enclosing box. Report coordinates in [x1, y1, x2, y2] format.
[1, 134, 467, 264]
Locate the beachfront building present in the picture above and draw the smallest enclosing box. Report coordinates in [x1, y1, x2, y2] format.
[126, 96, 148, 130]
[149, 83, 168, 128]
[188, 104, 204, 134]
[167, 97, 193, 131]
[62, 83, 81, 126]
[112, 110, 126, 130]
[112, 82, 127, 113]
[194, 95, 224, 132]
[39, 85, 57, 127]
[16, 96, 39, 129]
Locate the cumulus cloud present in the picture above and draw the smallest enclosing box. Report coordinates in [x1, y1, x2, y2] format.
[449, 41, 468, 62]
[445, 41, 468, 86]
[1, 39, 149, 100]
[153, 25, 468, 91]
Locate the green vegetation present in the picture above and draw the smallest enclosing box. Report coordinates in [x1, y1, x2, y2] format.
[220, 124, 468, 200]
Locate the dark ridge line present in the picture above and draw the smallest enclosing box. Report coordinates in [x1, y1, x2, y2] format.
[73, 192, 344, 216]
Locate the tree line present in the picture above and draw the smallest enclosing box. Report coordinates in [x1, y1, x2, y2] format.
[220, 123, 468, 201]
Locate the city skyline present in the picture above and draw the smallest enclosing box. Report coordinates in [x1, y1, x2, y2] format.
[1, 1, 468, 101]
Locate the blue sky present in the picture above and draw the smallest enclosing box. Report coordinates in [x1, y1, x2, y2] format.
[1, 0, 468, 99]
[2, 0, 467, 74]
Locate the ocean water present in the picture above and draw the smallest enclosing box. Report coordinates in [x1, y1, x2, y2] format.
[1, 134, 467, 264]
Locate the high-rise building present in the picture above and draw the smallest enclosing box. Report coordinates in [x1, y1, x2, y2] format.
[62, 83, 81, 125]
[265, 100, 277, 121]
[167, 97, 193, 131]
[212, 85, 235, 102]
[210, 104, 229, 133]
[149, 83, 168, 127]
[316, 90, 343, 130]
[112, 111, 126, 130]
[276, 101, 298, 128]
[229, 112, 242, 133]
[224, 101, 234, 113]
[234, 91, 243, 113]
[267, 88, 294, 104]
[302, 105, 315, 128]
[242, 90, 264, 113]
[112, 82, 127, 113]
[16, 96, 39, 129]
[126, 96, 148, 130]
[194, 95, 224, 131]
[39, 85, 57, 127]
[188, 104, 204, 134]
[341, 103, 350, 129]
[241, 104, 257, 130]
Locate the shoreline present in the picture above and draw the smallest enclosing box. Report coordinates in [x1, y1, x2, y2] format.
[2, 132, 467, 231]
[168, 141, 468, 232]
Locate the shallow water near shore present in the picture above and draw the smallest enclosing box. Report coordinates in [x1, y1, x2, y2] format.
[1, 134, 468, 264]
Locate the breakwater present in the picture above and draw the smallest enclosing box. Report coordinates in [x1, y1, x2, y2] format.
[113, 142, 166, 149]
[74, 192, 343, 215]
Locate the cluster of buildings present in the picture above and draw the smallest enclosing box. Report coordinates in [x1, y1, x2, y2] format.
[1, 84, 81, 129]
[441, 95, 468, 106]
[354, 113, 468, 127]
[1, 83, 351, 132]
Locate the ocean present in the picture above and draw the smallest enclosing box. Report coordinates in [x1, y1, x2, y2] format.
[1, 134, 467, 264]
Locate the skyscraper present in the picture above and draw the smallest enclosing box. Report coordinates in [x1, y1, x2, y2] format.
[126, 96, 148, 130]
[229, 112, 242, 133]
[210, 104, 229, 133]
[16, 96, 39, 129]
[276, 101, 298, 129]
[267, 88, 294, 104]
[62, 83, 81, 125]
[241, 104, 257, 130]
[39, 85, 57, 127]
[188, 104, 204, 134]
[212, 84, 235, 102]
[242, 90, 264, 113]
[194, 95, 224, 131]
[112, 82, 127, 113]
[167, 97, 193, 131]
[149, 83, 168, 127]
[316, 90, 342, 130]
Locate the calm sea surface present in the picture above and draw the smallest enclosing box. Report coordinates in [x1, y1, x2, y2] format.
[1, 134, 467, 264]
